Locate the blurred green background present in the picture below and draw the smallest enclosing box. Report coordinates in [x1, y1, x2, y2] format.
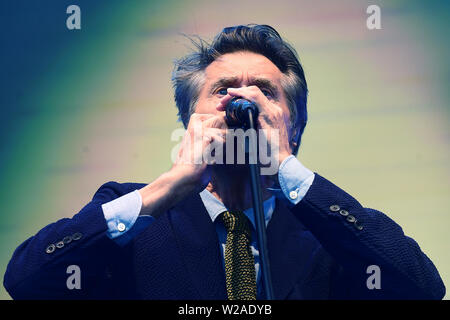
[0, 0, 449, 299]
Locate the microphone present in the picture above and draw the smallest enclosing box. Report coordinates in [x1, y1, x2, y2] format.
[225, 96, 275, 300]
[225, 97, 259, 128]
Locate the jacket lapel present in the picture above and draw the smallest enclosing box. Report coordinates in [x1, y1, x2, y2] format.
[169, 193, 227, 299]
[167, 193, 318, 300]
[266, 199, 319, 299]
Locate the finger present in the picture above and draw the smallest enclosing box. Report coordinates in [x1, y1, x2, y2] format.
[202, 133, 226, 165]
[216, 94, 234, 111]
[216, 104, 226, 112]
[203, 128, 227, 141]
[202, 112, 227, 129]
[189, 113, 216, 124]
[188, 113, 217, 132]
[207, 132, 226, 145]
[226, 87, 270, 113]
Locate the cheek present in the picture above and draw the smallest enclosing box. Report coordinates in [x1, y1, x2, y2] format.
[276, 93, 291, 120]
[194, 96, 220, 114]
[279, 103, 291, 125]
[281, 107, 293, 137]
[283, 116, 292, 139]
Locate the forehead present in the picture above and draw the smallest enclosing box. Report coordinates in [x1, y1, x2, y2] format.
[204, 51, 283, 85]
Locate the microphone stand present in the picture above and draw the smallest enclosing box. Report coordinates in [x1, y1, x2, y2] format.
[245, 108, 274, 300]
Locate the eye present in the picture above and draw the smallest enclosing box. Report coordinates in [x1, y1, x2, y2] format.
[261, 89, 272, 98]
[217, 88, 228, 95]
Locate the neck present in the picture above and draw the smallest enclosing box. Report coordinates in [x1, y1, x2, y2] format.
[206, 165, 275, 212]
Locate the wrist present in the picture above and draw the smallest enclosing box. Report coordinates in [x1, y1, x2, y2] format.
[139, 167, 197, 217]
[277, 155, 314, 204]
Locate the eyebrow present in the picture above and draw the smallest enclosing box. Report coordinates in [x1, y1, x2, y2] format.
[209, 77, 239, 92]
[251, 78, 279, 96]
[209, 76, 280, 97]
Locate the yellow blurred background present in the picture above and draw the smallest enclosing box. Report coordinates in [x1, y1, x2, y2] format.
[0, 0, 448, 299]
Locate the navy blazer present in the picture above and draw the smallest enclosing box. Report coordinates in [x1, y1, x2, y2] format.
[3, 174, 445, 299]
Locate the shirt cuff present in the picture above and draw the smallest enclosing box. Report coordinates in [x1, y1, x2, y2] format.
[101, 190, 154, 246]
[273, 155, 315, 205]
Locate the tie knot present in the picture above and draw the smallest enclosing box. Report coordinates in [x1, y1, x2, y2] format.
[221, 211, 251, 235]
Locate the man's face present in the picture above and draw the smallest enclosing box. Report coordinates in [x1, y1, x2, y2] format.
[195, 51, 291, 124]
[194, 51, 293, 172]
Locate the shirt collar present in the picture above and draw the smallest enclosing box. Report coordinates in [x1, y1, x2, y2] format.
[199, 189, 275, 229]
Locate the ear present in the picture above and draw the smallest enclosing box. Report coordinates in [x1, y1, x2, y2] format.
[289, 127, 298, 152]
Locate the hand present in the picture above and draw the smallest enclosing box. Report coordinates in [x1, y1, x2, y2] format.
[139, 112, 227, 217]
[216, 86, 292, 166]
[171, 112, 228, 191]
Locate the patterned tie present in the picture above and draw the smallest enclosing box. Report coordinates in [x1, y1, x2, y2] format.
[220, 210, 257, 300]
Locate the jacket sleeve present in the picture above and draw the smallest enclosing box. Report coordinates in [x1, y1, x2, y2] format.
[291, 174, 446, 299]
[3, 181, 139, 299]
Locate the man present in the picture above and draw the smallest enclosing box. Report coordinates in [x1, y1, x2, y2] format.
[3, 24, 445, 300]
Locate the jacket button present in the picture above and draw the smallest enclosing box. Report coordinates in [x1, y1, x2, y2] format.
[72, 232, 83, 241]
[346, 215, 356, 223]
[330, 205, 340, 212]
[56, 241, 64, 249]
[45, 244, 56, 254]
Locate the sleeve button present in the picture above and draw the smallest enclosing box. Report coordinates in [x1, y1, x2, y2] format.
[72, 232, 83, 241]
[56, 241, 64, 249]
[354, 220, 364, 230]
[339, 209, 349, 217]
[45, 244, 56, 254]
[329, 205, 340, 212]
[63, 236, 72, 244]
[346, 215, 356, 223]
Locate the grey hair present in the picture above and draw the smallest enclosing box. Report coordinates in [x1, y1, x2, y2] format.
[171, 24, 308, 155]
